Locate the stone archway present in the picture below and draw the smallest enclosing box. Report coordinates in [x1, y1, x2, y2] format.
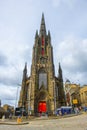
[34, 83, 53, 114]
[38, 90, 47, 113]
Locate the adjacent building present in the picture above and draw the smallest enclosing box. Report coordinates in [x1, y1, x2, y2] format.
[3, 104, 14, 113]
[79, 85, 87, 107]
[65, 81, 80, 106]
[65, 81, 87, 107]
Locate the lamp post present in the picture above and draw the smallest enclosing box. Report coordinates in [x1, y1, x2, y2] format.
[15, 84, 21, 109]
[27, 80, 32, 116]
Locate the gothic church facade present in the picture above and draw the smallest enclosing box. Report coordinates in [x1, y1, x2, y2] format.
[18, 14, 66, 115]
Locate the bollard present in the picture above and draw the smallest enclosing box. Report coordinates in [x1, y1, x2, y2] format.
[17, 116, 22, 123]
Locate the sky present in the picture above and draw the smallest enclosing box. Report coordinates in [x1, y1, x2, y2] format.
[0, 0, 87, 107]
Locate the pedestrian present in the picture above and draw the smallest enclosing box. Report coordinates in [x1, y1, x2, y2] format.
[59, 110, 62, 116]
[9, 113, 12, 119]
[2, 115, 5, 121]
[46, 111, 48, 117]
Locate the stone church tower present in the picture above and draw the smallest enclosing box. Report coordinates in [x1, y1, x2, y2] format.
[18, 14, 66, 115]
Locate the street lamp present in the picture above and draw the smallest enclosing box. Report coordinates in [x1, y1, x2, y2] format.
[15, 84, 21, 109]
[27, 80, 32, 116]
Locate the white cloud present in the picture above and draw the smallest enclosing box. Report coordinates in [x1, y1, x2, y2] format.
[0, 83, 19, 106]
[54, 36, 87, 85]
[0, 0, 87, 106]
[51, 0, 60, 7]
[51, 0, 77, 8]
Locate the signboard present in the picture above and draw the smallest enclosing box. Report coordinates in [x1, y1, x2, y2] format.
[73, 99, 78, 104]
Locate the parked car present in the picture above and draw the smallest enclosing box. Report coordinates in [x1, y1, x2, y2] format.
[15, 107, 27, 116]
[56, 106, 72, 115]
[83, 107, 87, 112]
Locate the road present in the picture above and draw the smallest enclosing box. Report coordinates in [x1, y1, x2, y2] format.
[0, 114, 87, 130]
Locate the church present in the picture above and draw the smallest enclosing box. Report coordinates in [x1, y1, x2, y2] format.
[18, 14, 66, 115]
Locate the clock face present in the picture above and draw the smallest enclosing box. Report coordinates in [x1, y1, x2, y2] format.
[40, 57, 48, 64]
[40, 57, 45, 64]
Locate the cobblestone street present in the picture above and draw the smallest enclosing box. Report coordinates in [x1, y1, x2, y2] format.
[0, 114, 87, 130]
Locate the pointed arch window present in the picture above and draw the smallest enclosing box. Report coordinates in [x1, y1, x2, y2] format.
[42, 37, 45, 46]
[39, 68, 47, 89]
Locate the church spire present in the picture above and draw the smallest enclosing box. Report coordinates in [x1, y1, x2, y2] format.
[48, 30, 51, 44]
[58, 62, 63, 82]
[48, 30, 51, 39]
[23, 62, 27, 81]
[35, 30, 38, 39]
[39, 13, 46, 36]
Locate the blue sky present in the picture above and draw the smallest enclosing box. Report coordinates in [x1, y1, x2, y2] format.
[0, 0, 87, 107]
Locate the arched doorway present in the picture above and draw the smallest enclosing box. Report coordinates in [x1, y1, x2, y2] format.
[37, 89, 47, 113]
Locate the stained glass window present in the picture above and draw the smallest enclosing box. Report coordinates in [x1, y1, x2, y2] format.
[42, 37, 44, 45]
[39, 73, 47, 89]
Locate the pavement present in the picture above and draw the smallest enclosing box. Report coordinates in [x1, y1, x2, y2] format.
[0, 112, 86, 125]
[0, 121, 29, 125]
[0, 114, 87, 130]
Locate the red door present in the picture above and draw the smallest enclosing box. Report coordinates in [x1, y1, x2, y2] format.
[38, 102, 46, 112]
